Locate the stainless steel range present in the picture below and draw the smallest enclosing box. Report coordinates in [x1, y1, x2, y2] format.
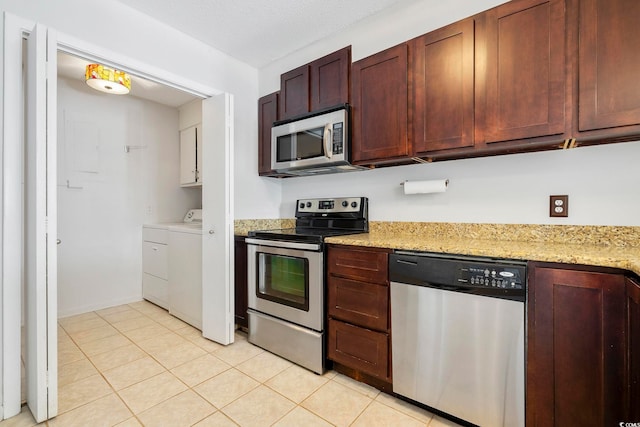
[246, 197, 368, 374]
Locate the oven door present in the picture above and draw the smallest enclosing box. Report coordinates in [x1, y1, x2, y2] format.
[246, 238, 324, 331]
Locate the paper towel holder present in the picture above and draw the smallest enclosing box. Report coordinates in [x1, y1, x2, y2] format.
[399, 179, 449, 186]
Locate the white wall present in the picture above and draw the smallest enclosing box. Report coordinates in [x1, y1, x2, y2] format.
[0, 0, 281, 220]
[260, 0, 640, 226]
[57, 77, 201, 316]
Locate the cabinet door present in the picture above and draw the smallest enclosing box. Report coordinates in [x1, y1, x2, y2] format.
[328, 319, 389, 380]
[627, 277, 640, 421]
[351, 43, 409, 163]
[279, 65, 309, 119]
[578, 0, 640, 132]
[234, 236, 248, 329]
[328, 276, 388, 331]
[527, 267, 626, 426]
[412, 18, 474, 155]
[179, 126, 197, 185]
[258, 92, 279, 176]
[327, 245, 389, 284]
[480, 0, 566, 145]
[195, 124, 202, 183]
[310, 46, 351, 111]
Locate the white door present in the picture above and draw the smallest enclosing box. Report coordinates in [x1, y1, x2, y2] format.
[201, 93, 234, 345]
[25, 23, 58, 423]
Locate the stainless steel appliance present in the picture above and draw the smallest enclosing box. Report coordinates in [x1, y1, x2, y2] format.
[271, 105, 365, 175]
[389, 251, 526, 427]
[246, 197, 368, 374]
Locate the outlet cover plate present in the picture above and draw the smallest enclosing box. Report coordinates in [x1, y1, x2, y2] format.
[550, 195, 569, 217]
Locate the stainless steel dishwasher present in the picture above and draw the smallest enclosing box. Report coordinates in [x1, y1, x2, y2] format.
[390, 251, 526, 427]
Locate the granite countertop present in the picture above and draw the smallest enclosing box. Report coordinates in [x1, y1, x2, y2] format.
[324, 222, 640, 276]
[234, 220, 640, 276]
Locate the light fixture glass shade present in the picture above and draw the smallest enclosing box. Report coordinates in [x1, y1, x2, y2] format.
[85, 64, 131, 94]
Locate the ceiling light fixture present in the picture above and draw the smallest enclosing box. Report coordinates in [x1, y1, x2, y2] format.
[85, 64, 131, 94]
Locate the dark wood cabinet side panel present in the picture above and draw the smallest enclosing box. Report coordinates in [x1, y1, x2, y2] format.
[483, 0, 566, 144]
[528, 267, 626, 426]
[578, 0, 640, 132]
[412, 18, 474, 154]
[327, 245, 389, 284]
[279, 65, 310, 119]
[627, 277, 640, 420]
[311, 46, 351, 110]
[328, 276, 388, 331]
[328, 319, 389, 380]
[233, 236, 248, 328]
[258, 92, 278, 176]
[351, 43, 409, 163]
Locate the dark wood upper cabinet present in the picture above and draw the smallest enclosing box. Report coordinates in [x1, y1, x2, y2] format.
[278, 46, 351, 121]
[578, 0, 640, 134]
[627, 276, 640, 421]
[479, 0, 566, 146]
[527, 265, 627, 426]
[258, 92, 279, 176]
[351, 43, 409, 164]
[412, 18, 475, 155]
[310, 46, 351, 111]
[279, 65, 310, 119]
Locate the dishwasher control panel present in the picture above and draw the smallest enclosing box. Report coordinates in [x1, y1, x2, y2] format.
[389, 251, 527, 301]
[457, 265, 524, 289]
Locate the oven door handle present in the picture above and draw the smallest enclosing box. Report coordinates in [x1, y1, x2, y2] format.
[245, 238, 321, 252]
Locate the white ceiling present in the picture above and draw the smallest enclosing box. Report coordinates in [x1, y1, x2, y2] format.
[113, 0, 409, 68]
[59, 0, 411, 108]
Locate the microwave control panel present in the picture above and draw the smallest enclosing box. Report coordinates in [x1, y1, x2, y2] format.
[332, 122, 344, 155]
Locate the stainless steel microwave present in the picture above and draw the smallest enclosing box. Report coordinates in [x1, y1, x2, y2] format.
[271, 105, 364, 175]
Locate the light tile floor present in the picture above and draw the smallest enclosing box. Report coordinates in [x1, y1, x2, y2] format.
[1, 300, 464, 427]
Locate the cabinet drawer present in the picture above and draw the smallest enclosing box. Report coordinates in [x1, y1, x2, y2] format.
[142, 241, 168, 279]
[327, 246, 389, 284]
[143, 227, 168, 244]
[328, 276, 388, 331]
[142, 273, 168, 310]
[328, 319, 389, 380]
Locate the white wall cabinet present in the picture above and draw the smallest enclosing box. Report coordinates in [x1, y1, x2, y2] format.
[179, 124, 202, 187]
[142, 226, 169, 309]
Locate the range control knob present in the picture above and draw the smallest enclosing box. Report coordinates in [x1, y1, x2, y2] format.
[299, 203, 305, 209]
[351, 201, 358, 208]
[306, 202, 312, 208]
[342, 200, 348, 207]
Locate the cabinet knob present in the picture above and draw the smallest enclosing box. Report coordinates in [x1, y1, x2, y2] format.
[56, 239, 61, 245]
[209, 229, 215, 234]
[152, 247, 158, 251]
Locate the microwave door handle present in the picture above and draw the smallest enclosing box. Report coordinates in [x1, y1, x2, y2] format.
[324, 124, 332, 159]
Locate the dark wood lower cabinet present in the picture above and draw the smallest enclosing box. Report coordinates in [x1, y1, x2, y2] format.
[527, 264, 630, 426]
[327, 319, 389, 380]
[627, 277, 640, 421]
[233, 236, 248, 329]
[326, 245, 392, 388]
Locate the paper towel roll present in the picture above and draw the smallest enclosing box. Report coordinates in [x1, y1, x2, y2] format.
[402, 179, 448, 195]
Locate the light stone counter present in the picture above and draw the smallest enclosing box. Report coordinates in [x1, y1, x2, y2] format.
[324, 222, 640, 276]
[234, 219, 294, 237]
[233, 220, 640, 275]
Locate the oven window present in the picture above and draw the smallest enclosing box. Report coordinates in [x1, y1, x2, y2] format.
[257, 252, 309, 311]
[276, 127, 325, 162]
